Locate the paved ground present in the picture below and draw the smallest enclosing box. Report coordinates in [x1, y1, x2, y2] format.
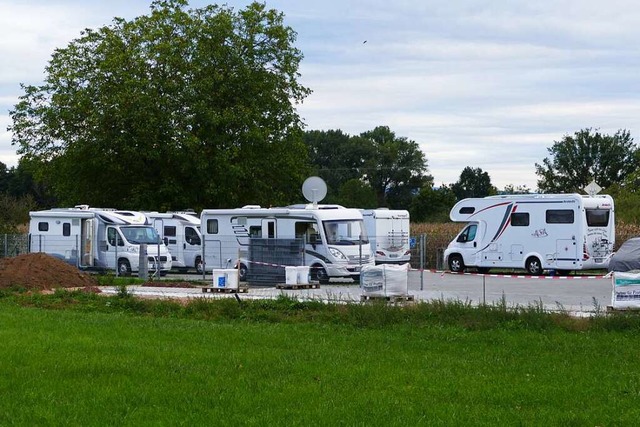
[101, 270, 614, 315]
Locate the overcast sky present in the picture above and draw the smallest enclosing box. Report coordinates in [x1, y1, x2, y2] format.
[2, 0, 640, 191]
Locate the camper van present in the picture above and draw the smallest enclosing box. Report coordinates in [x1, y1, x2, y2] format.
[361, 209, 411, 264]
[200, 204, 374, 283]
[144, 211, 203, 273]
[443, 194, 614, 275]
[29, 205, 172, 276]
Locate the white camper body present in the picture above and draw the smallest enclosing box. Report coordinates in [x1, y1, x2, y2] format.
[144, 211, 203, 273]
[443, 194, 614, 275]
[361, 209, 411, 264]
[200, 204, 374, 283]
[29, 206, 172, 276]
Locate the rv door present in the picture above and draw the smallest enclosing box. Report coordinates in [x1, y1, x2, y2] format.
[455, 223, 480, 266]
[261, 219, 276, 239]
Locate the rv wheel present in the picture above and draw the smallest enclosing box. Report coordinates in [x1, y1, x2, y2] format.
[238, 263, 248, 282]
[195, 257, 204, 274]
[118, 259, 132, 277]
[525, 257, 543, 275]
[312, 265, 330, 284]
[448, 254, 464, 273]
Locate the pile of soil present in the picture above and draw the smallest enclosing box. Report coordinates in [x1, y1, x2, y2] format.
[0, 253, 99, 291]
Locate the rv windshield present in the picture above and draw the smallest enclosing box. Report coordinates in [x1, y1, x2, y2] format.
[323, 220, 369, 245]
[121, 226, 160, 244]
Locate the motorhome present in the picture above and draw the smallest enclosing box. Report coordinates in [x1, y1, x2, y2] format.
[443, 194, 614, 275]
[200, 204, 374, 283]
[29, 205, 172, 276]
[361, 209, 411, 264]
[144, 211, 203, 273]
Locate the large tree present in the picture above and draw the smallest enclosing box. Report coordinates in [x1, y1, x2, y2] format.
[358, 126, 431, 208]
[9, 0, 311, 210]
[535, 128, 639, 193]
[451, 166, 496, 200]
[303, 129, 367, 203]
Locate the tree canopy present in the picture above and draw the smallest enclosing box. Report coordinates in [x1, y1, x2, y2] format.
[535, 128, 640, 193]
[451, 166, 496, 200]
[9, 0, 311, 210]
[304, 127, 431, 209]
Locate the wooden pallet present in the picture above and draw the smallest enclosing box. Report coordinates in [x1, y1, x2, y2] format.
[275, 283, 321, 290]
[360, 294, 415, 303]
[202, 286, 249, 294]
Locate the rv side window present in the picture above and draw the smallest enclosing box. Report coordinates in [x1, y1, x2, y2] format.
[185, 227, 201, 245]
[249, 226, 261, 237]
[457, 224, 477, 242]
[546, 210, 574, 224]
[206, 219, 218, 234]
[107, 228, 124, 246]
[164, 226, 177, 237]
[586, 209, 610, 227]
[38, 222, 49, 232]
[511, 213, 529, 227]
[459, 207, 475, 214]
[62, 223, 71, 236]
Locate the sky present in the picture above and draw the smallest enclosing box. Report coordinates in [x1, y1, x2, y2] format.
[2, 0, 640, 191]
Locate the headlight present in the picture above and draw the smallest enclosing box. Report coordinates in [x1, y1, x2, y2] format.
[328, 247, 347, 260]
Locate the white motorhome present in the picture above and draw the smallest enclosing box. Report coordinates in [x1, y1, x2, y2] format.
[361, 208, 411, 264]
[144, 211, 203, 273]
[29, 205, 172, 276]
[443, 194, 615, 275]
[200, 204, 374, 283]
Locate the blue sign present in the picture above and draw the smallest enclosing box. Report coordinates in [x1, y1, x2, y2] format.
[410, 237, 416, 248]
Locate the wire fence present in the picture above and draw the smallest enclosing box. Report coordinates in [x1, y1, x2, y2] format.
[1, 233, 448, 276]
[0, 234, 29, 259]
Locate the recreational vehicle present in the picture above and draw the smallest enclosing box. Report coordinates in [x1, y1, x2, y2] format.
[29, 205, 172, 276]
[361, 209, 411, 264]
[200, 204, 374, 283]
[144, 211, 203, 273]
[443, 194, 614, 275]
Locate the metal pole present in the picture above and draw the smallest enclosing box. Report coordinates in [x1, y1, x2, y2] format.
[483, 275, 486, 305]
[420, 234, 425, 291]
[139, 243, 148, 280]
[76, 235, 79, 268]
[115, 233, 119, 277]
[202, 236, 206, 280]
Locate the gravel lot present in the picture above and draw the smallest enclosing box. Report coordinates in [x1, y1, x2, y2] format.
[100, 270, 613, 316]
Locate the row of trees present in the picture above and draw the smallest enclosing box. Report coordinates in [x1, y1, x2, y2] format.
[3, 0, 640, 229]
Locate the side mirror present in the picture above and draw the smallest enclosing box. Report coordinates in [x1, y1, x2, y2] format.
[163, 237, 169, 246]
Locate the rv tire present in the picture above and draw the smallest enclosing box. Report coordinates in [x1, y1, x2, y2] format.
[238, 263, 248, 282]
[312, 265, 330, 284]
[195, 257, 204, 275]
[525, 257, 543, 275]
[448, 254, 464, 273]
[118, 259, 132, 277]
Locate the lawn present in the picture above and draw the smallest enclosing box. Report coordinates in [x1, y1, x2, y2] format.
[0, 292, 639, 425]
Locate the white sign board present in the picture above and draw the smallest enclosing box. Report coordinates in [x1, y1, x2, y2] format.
[584, 180, 602, 196]
[611, 272, 640, 309]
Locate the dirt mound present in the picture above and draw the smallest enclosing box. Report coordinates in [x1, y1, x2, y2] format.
[0, 253, 99, 290]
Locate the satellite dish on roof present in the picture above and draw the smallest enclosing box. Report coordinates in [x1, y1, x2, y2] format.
[302, 176, 327, 205]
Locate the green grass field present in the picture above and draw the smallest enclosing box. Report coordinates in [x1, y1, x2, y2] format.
[1, 290, 639, 425]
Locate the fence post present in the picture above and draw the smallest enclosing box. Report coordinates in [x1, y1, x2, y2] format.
[420, 234, 425, 291]
[202, 236, 206, 280]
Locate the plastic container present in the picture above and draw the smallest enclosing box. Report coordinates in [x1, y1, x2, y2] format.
[212, 269, 239, 289]
[297, 266, 310, 284]
[285, 266, 298, 285]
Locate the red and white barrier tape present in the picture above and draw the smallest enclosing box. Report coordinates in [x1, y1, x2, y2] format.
[411, 268, 606, 279]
